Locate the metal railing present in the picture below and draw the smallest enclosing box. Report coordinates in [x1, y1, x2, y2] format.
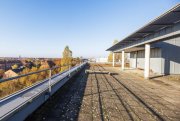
[0, 62, 87, 121]
[0, 66, 59, 83]
[0, 64, 77, 98]
[0, 64, 75, 83]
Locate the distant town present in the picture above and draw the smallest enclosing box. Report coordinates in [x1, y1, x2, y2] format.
[0, 40, 128, 80]
[0, 45, 83, 80]
[0, 46, 84, 98]
[0, 57, 58, 78]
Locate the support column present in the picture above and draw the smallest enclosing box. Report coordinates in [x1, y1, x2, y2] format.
[112, 53, 115, 67]
[122, 51, 125, 70]
[144, 44, 150, 79]
[135, 51, 138, 68]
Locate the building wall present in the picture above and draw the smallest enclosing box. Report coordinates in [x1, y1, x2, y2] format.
[130, 35, 180, 74]
[158, 36, 180, 74]
[129, 22, 180, 75]
[130, 48, 162, 74]
[96, 58, 108, 63]
[130, 58, 136, 68]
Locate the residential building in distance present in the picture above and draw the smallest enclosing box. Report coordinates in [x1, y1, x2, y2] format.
[0, 59, 22, 71]
[40, 60, 56, 69]
[96, 57, 108, 63]
[3, 70, 18, 79]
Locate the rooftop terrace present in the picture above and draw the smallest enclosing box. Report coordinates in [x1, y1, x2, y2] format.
[26, 64, 180, 121]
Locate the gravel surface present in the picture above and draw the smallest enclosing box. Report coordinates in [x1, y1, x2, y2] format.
[26, 64, 180, 121]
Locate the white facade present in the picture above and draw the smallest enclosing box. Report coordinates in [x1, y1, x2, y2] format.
[96, 58, 108, 63]
[129, 38, 180, 74]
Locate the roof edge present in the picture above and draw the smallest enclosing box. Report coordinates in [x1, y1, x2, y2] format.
[106, 4, 180, 51]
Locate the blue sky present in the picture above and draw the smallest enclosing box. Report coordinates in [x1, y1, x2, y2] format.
[0, 0, 179, 58]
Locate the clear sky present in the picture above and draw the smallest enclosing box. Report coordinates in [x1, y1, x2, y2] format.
[0, 0, 179, 58]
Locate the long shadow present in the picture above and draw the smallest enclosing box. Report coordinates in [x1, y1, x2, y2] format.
[111, 75, 165, 121]
[149, 75, 166, 79]
[94, 73, 105, 121]
[88, 72, 109, 74]
[103, 74, 134, 121]
[26, 64, 89, 121]
[84, 89, 118, 96]
[149, 74, 170, 79]
[98, 64, 166, 121]
[96, 66, 134, 121]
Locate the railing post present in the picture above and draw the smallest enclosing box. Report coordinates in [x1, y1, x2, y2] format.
[48, 69, 52, 93]
[69, 65, 71, 77]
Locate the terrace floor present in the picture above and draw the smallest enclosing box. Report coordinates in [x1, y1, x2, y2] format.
[26, 64, 180, 121]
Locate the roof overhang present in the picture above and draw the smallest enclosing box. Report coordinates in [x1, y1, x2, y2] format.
[107, 4, 180, 52]
[113, 44, 160, 53]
